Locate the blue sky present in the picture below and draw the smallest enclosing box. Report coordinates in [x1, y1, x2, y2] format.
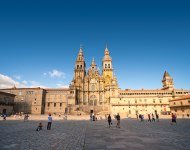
[0, 0, 190, 90]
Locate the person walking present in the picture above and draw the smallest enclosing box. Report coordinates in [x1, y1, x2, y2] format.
[108, 114, 112, 128]
[116, 113, 120, 128]
[24, 113, 29, 122]
[171, 113, 177, 125]
[152, 114, 155, 122]
[156, 113, 159, 122]
[47, 114, 53, 130]
[139, 114, 143, 122]
[136, 114, 139, 120]
[148, 114, 151, 122]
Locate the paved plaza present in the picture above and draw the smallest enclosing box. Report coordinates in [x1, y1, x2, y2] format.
[0, 117, 190, 150]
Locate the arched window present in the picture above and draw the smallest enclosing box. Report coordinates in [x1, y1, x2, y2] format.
[80, 65, 82, 69]
[108, 64, 110, 68]
[105, 64, 107, 68]
[77, 65, 79, 69]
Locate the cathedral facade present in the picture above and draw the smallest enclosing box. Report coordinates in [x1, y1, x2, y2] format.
[69, 47, 119, 114]
[1, 46, 190, 117]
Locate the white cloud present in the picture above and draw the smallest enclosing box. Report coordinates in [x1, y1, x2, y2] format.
[56, 83, 69, 88]
[43, 72, 47, 76]
[47, 69, 65, 78]
[0, 73, 26, 88]
[14, 75, 21, 80]
[22, 80, 28, 85]
[0, 73, 48, 89]
[29, 80, 49, 88]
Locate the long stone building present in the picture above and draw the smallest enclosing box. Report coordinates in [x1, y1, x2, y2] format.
[1, 47, 190, 117]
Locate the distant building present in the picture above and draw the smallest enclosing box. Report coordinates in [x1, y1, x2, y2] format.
[0, 91, 15, 115]
[169, 95, 190, 118]
[1, 87, 45, 114]
[1, 46, 190, 116]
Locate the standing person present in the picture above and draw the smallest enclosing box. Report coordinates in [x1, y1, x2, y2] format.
[136, 114, 139, 120]
[90, 113, 92, 121]
[171, 113, 177, 125]
[24, 113, 29, 121]
[156, 113, 159, 122]
[139, 114, 142, 122]
[116, 113, 120, 128]
[148, 114, 151, 122]
[152, 114, 155, 122]
[47, 114, 53, 130]
[142, 115, 144, 121]
[108, 114, 112, 128]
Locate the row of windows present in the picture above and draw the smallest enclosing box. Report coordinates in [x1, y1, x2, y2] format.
[105, 64, 111, 68]
[46, 95, 67, 98]
[175, 92, 189, 94]
[47, 103, 64, 107]
[114, 105, 166, 108]
[77, 65, 83, 69]
[174, 109, 186, 112]
[173, 100, 190, 105]
[26, 91, 34, 94]
[120, 99, 162, 103]
[47, 98, 66, 102]
[120, 92, 172, 96]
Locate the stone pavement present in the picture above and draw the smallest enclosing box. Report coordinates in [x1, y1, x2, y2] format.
[0, 118, 190, 150]
[85, 119, 190, 150]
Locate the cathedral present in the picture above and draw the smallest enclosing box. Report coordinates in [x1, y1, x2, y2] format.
[1, 46, 189, 117]
[69, 46, 119, 114]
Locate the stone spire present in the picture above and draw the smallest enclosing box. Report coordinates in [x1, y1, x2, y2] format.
[91, 57, 96, 67]
[77, 47, 84, 61]
[103, 45, 111, 61]
[162, 71, 174, 90]
[163, 71, 170, 79]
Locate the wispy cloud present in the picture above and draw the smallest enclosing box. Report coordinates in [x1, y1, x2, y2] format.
[28, 80, 49, 88]
[0, 73, 48, 89]
[0, 73, 26, 88]
[22, 80, 28, 85]
[44, 69, 65, 78]
[56, 82, 69, 88]
[14, 75, 21, 80]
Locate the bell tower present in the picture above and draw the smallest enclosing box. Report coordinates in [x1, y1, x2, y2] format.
[74, 47, 86, 81]
[162, 71, 174, 90]
[73, 47, 86, 104]
[102, 46, 113, 86]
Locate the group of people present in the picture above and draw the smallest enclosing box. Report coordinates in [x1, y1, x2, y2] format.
[137, 113, 159, 122]
[107, 113, 121, 128]
[107, 112, 177, 128]
[147, 113, 159, 122]
[90, 113, 97, 121]
[36, 114, 53, 131]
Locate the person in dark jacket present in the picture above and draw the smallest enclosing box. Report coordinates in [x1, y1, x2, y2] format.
[108, 114, 112, 128]
[116, 113, 120, 128]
